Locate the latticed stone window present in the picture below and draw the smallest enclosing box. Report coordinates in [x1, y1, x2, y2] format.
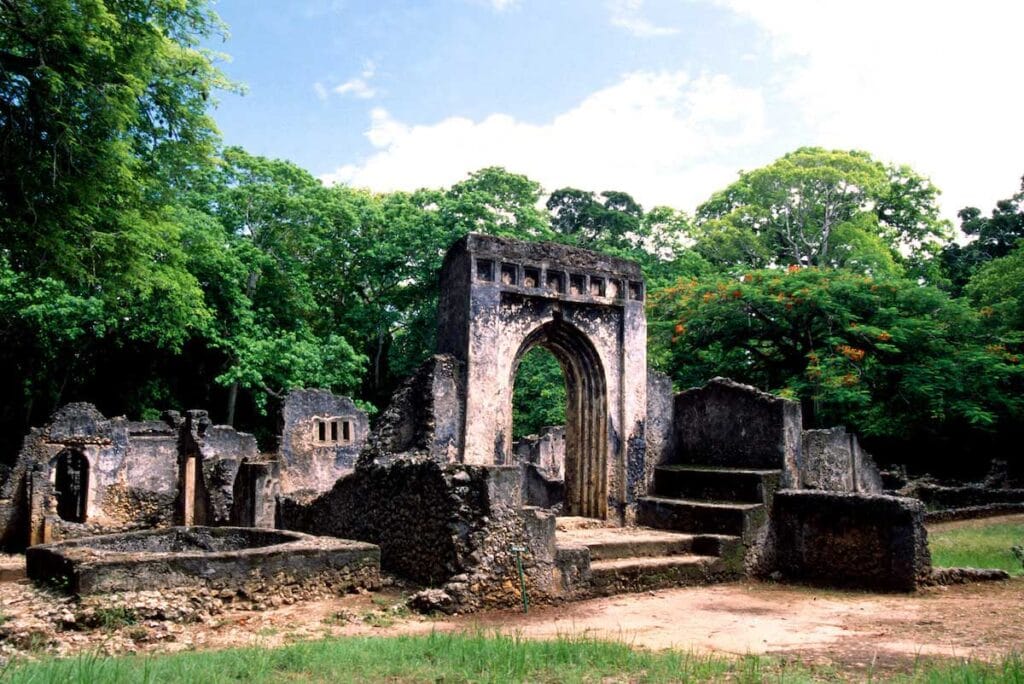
[315, 417, 354, 445]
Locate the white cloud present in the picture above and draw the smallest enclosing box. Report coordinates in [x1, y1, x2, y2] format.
[486, 0, 519, 10]
[608, 0, 679, 37]
[320, 71, 766, 211]
[711, 0, 1024, 219]
[334, 60, 377, 100]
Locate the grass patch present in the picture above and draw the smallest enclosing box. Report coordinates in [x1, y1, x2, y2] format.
[929, 520, 1024, 575]
[0, 632, 780, 682]
[1, 632, 1020, 683]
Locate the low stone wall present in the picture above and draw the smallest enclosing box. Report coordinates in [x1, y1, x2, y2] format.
[910, 483, 1024, 511]
[767, 490, 931, 591]
[27, 526, 380, 596]
[799, 427, 883, 493]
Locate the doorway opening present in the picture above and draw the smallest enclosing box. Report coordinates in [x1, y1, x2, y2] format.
[54, 449, 89, 522]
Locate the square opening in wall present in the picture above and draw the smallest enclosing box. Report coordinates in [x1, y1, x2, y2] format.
[629, 280, 644, 301]
[606, 279, 620, 299]
[569, 274, 585, 295]
[500, 263, 518, 285]
[546, 271, 564, 294]
[523, 267, 540, 288]
[589, 276, 606, 297]
[476, 259, 494, 282]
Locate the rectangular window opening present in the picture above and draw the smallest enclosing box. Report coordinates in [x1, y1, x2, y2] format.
[500, 263, 518, 285]
[629, 280, 644, 301]
[569, 274, 585, 296]
[589, 276, 606, 297]
[546, 271, 564, 294]
[330, 420, 338, 441]
[343, 420, 352, 443]
[523, 267, 540, 288]
[476, 259, 494, 282]
[317, 421, 326, 442]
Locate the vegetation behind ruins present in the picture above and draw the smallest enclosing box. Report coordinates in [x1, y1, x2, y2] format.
[1, 0, 1022, 479]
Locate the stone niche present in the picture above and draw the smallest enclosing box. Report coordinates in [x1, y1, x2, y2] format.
[278, 389, 369, 496]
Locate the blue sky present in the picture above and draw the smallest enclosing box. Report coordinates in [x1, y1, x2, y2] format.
[208, 0, 1024, 221]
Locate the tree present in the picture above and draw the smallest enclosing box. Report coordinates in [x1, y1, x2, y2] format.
[694, 148, 949, 275]
[0, 0, 231, 443]
[649, 268, 1023, 462]
[941, 176, 1024, 293]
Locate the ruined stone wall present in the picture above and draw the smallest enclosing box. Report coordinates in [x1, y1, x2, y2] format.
[672, 378, 802, 479]
[799, 427, 884, 493]
[765, 490, 931, 591]
[279, 390, 369, 495]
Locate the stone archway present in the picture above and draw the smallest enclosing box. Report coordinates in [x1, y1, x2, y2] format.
[437, 233, 648, 522]
[511, 318, 608, 518]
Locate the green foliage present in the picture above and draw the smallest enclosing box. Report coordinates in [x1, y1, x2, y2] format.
[942, 176, 1024, 293]
[512, 348, 566, 439]
[651, 267, 1023, 441]
[693, 147, 949, 274]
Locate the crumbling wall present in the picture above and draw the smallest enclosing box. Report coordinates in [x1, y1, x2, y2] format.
[799, 427, 884, 493]
[764, 490, 931, 591]
[672, 378, 802, 479]
[281, 353, 564, 611]
[279, 389, 369, 495]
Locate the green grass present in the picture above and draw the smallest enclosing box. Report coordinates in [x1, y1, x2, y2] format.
[928, 520, 1024, 575]
[0, 632, 1020, 683]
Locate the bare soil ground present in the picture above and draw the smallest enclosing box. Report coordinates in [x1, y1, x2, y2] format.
[1, 515, 1021, 678]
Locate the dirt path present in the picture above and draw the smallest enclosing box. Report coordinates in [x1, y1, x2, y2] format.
[4, 575, 1021, 676]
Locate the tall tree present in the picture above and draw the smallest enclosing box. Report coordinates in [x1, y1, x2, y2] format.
[941, 176, 1024, 293]
[693, 148, 949, 274]
[0, 0, 231, 443]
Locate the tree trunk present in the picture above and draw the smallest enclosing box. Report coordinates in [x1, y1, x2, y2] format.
[226, 381, 239, 426]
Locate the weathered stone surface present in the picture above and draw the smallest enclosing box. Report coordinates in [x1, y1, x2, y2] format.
[437, 233, 647, 521]
[279, 389, 369, 494]
[766, 490, 931, 591]
[799, 427, 883, 493]
[26, 526, 379, 596]
[1, 405, 261, 550]
[924, 567, 1010, 585]
[357, 355, 464, 469]
[672, 378, 802, 483]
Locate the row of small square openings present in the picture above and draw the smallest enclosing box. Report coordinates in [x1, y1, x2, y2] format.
[315, 418, 354, 445]
[475, 259, 644, 301]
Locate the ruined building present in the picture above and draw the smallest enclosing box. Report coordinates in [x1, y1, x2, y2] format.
[3, 233, 933, 605]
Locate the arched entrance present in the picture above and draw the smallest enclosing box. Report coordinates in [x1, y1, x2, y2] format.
[437, 233, 649, 521]
[511, 319, 608, 518]
[54, 449, 89, 522]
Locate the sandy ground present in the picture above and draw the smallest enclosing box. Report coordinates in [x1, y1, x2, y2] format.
[1, 515, 1021, 676]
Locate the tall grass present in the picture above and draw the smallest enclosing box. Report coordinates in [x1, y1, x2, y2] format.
[928, 520, 1024, 575]
[1, 632, 1021, 683]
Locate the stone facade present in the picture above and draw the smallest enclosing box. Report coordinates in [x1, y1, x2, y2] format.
[279, 389, 369, 495]
[437, 234, 648, 522]
[0, 404, 259, 550]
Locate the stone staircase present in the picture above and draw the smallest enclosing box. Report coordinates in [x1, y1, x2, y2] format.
[554, 465, 781, 596]
[638, 465, 781, 544]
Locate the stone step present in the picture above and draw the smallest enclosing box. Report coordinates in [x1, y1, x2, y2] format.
[555, 516, 617, 532]
[589, 554, 735, 595]
[558, 526, 740, 561]
[637, 496, 766, 541]
[653, 465, 781, 505]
